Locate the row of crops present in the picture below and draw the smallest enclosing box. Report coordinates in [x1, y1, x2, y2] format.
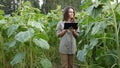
[0, 0, 120, 68]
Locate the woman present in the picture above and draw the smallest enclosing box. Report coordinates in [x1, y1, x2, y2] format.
[56, 6, 79, 68]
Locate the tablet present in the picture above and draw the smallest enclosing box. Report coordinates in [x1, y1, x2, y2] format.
[64, 23, 78, 29]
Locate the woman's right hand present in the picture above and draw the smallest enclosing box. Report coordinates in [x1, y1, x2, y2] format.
[62, 29, 67, 33]
[58, 29, 67, 37]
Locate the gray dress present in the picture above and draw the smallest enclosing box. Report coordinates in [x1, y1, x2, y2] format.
[56, 21, 79, 54]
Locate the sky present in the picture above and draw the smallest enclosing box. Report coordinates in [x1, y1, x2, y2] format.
[38, 0, 43, 8]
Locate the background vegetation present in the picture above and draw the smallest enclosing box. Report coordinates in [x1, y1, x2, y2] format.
[0, 0, 120, 68]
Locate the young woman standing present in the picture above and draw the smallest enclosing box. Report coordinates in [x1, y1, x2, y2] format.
[56, 6, 79, 68]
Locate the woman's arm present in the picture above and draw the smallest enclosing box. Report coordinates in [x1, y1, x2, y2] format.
[57, 29, 67, 37]
[70, 28, 79, 38]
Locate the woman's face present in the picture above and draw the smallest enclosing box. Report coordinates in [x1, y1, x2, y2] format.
[68, 8, 74, 19]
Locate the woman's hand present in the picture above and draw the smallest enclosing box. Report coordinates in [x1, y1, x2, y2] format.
[69, 27, 75, 33]
[62, 29, 67, 33]
[69, 27, 78, 38]
[57, 29, 67, 37]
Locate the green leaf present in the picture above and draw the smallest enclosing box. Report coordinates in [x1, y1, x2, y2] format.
[0, 16, 3, 20]
[96, 54, 117, 67]
[115, 11, 120, 23]
[91, 3, 104, 19]
[89, 39, 98, 49]
[38, 33, 49, 41]
[49, 20, 57, 28]
[0, 10, 4, 15]
[77, 39, 98, 62]
[33, 38, 49, 49]
[28, 28, 34, 37]
[40, 58, 52, 68]
[98, 0, 112, 3]
[0, 19, 6, 24]
[7, 24, 19, 38]
[77, 45, 88, 62]
[91, 22, 106, 35]
[23, 1, 32, 7]
[85, 23, 94, 35]
[28, 21, 44, 32]
[85, 39, 98, 50]
[0, 10, 4, 19]
[10, 52, 25, 66]
[77, 49, 87, 62]
[80, 0, 92, 9]
[7, 40, 16, 48]
[86, 5, 94, 14]
[89, 64, 104, 68]
[15, 28, 34, 42]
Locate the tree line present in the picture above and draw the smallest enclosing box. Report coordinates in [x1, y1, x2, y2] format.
[0, 0, 81, 14]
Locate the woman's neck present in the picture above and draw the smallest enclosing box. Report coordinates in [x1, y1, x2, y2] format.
[66, 18, 72, 23]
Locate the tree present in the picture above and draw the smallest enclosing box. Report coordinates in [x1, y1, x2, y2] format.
[41, 0, 81, 14]
[0, 0, 40, 14]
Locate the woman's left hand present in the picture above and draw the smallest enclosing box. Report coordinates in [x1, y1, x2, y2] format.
[69, 27, 75, 33]
[69, 27, 78, 38]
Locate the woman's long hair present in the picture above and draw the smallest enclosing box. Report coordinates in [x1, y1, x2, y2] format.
[63, 6, 75, 22]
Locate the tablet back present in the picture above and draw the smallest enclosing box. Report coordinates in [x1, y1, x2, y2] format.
[64, 23, 78, 29]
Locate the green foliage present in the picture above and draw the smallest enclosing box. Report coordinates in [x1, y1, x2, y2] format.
[77, 39, 98, 62]
[0, 19, 6, 25]
[77, 45, 87, 62]
[0, 1, 52, 68]
[10, 52, 25, 66]
[33, 38, 49, 49]
[7, 24, 19, 38]
[0, 10, 4, 14]
[98, 0, 114, 3]
[77, 0, 120, 67]
[15, 28, 34, 42]
[40, 58, 52, 68]
[80, 0, 92, 9]
[0, 0, 120, 68]
[6, 40, 16, 48]
[91, 4, 103, 19]
[96, 54, 117, 67]
[28, 21, 44, 32]
[91, 22, 106, 35]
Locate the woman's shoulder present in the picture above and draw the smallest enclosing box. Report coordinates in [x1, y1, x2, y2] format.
[57, 20, 65, 25]
[59, 20, 65, 23]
